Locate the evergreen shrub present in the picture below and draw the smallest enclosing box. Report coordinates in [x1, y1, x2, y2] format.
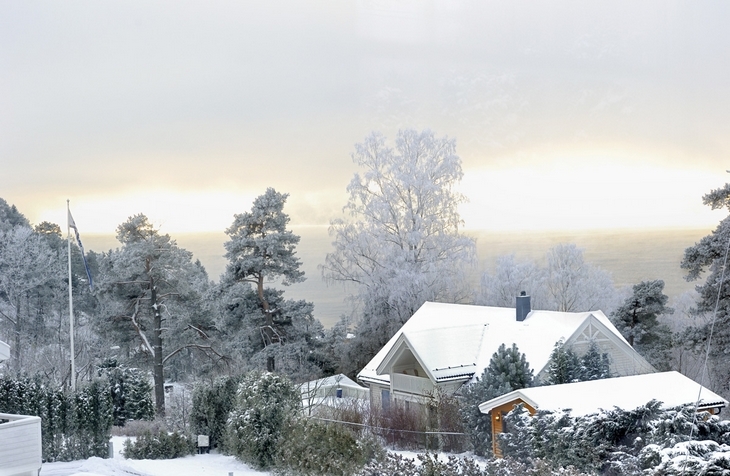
[499, 401, 730, 475]
[98, 360, 154, 426]
[0, 376, 113, 462]
[190, 374, 241, 451]
[275, 417, 384, 476]
[122, 429, 195, 459]
[225, 371, 300, 469]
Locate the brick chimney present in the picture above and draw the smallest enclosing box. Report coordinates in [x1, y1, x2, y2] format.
[516, 291, 531, 321]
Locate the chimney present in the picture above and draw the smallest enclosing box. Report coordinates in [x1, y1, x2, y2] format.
[516, 291, 531, 322]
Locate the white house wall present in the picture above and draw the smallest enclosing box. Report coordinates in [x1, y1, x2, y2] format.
[0, 414, 42, 476]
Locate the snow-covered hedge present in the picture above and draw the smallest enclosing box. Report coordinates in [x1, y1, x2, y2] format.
[0, 376, 113, 461]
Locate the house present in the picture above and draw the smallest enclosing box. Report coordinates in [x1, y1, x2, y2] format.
[0, 340, 8, 362]
[478, 371, 728, 456]
[299, 373, 369, 414]
[0, 339, 42, 476]
[357, 298, 654, 410]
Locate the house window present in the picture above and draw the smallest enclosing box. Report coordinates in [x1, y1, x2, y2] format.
[382, 389, 391, 412]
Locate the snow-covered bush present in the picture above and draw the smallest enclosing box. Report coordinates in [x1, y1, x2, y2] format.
[357, 453, 592, 476]
[122, 429, 195, 459]
[275, 417, 384, 475]
[647, 440, 730, 475]
[98, 360, 154, 426]
[500, 401, 730, 475]
[225, 371, 299, 469]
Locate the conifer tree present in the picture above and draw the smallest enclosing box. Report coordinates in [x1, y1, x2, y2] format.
[611, 280, 673, 371]
[220, 188, 322, 376]
[682, 183, 730, 392]
[460, 343, 533, 456]
[546, 339, 581, 385]
[547, 340, 611, 385]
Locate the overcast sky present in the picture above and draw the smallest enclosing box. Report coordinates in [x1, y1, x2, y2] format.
[3, 1, 730, 234]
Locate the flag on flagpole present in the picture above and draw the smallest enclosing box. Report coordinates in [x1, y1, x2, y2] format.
[68, 209, 93, 289]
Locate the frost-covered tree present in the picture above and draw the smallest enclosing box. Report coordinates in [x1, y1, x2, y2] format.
[611, 280, 674, 371]
[322, 130, 476, 369]
[681, 183, 730, 394]
[0, 225, 59, 373]
[96, 214, 218, 416]
[479, 244, 617, 313]
[460, 343, 533, 456]
[0, 197, 30, 232]
[478, 254, 546, 308]
[218, 188, 325, 377]
[546, 339, 610, 385]
[546, 244, 616, 312]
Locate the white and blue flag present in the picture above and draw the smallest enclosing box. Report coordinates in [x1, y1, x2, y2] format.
[68, 209, 93, 289]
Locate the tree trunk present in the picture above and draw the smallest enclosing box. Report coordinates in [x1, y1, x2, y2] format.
[257, 274, 276, 372]
[150, 274, 166, 417]
[13, 296, 21, 374]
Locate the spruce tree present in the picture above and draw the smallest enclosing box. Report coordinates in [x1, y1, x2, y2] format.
[460, 343, 533, 456]
[546, 339, 581, 385]
[579, 340, 611, 381]
[547, 340, 611, 385]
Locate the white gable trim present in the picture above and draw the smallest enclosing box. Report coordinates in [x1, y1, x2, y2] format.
[534, 313, 654, 380]
[375, 333, 437, 382]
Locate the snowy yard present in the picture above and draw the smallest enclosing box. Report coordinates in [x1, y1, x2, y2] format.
[40, 437, 270, 476]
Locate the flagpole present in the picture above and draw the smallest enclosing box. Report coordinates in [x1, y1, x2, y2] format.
[67, 199, 76, 391]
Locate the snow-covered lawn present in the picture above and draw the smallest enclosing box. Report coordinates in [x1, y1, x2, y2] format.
[40, 437, 270, 476]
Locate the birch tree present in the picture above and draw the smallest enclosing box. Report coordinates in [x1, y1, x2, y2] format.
[478, 244, 617, 313]
[0, 226, 57, 372]
[322, 129, 476, 366]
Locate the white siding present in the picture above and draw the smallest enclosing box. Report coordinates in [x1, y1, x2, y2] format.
[0, 341, 9, 362]
[0, 414, 42, 476]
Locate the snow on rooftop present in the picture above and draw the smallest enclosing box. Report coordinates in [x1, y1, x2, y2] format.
[479, 371, 729, 417]
[359, 301, 622, 385]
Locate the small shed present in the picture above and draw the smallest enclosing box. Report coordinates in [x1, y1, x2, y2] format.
[479, 371, 729, 457]
[299, 374, 369, 413]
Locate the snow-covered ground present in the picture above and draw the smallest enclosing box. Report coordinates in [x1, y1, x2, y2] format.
[40, 437, 270, 476]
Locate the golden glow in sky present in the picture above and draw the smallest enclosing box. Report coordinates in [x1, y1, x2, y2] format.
[4, 2, 730, 237]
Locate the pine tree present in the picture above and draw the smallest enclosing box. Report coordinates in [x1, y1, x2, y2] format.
[220, 188, 323, 377]
[611, 280, 673, 371]
[96, 214, 218, 416]
[460, 343, 533, 456]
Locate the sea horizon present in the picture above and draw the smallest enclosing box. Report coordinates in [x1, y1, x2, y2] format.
[82, 226, 712, 328]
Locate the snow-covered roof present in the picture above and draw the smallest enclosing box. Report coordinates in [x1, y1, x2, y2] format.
[358, 301, 630, 386]
[0, 340, 9, 363]
[298, 374, 364, 393]
[479, 371, 729, 417]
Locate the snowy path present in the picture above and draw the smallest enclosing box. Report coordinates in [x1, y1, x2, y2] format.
[40, 437, 270, 476]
